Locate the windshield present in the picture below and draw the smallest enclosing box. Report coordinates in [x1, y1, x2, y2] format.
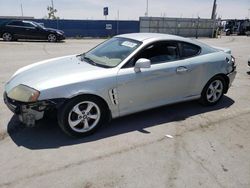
[83, 37, 141, 68]
[32, 22, 46, 29]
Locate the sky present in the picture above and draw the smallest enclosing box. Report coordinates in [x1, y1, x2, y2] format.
[0, 0, 249, 20]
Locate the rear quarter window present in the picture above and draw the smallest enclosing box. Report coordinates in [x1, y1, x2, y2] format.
[7, 21, 23, 26]
[179, 42, 201, 58]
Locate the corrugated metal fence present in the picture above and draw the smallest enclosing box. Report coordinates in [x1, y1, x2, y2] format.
[0, 17, 216, 38]
[140, 17, 216, 38]
[0, 18, 139, 38]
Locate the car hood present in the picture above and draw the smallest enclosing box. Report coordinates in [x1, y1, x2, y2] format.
[45, 28, 64, 34]
[5, 55, 108, 93]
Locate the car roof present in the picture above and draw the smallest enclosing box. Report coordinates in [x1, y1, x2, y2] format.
[116, 33, 218, 54]
[116, 33, 191, 42]
[7, 20, 34, 23]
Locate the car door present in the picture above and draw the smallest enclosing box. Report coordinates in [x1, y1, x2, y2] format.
[5, 21, 26, 38]
[21, 21, 41, 39]
[116, 41, 192, 116]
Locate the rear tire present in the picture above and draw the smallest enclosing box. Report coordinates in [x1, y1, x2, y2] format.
[58, 96, 109, 137]
[226, 30, 231, 36]
[2, 32, 13, 41]
[199, 76, 226, 106]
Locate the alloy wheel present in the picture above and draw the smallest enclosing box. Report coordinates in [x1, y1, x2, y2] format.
[68, 101, 101, 133]
[48, 34, 56, 42]
[206, 80, 223, 103]
[2, 33, 12, 41]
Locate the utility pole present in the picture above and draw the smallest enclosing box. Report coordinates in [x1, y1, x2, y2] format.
[145, 0, 149, 16]
[20, 0, 23, 17]
[211, 0, 217, 20]
[20, 3, 23, 17]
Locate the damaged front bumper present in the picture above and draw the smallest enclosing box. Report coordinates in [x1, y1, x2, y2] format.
[3, 92, 64, 127]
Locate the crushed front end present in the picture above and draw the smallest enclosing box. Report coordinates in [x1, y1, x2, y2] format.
[3, 92, 61, 127]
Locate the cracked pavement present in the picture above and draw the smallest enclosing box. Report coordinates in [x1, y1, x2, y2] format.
[0, 36, 250, 188]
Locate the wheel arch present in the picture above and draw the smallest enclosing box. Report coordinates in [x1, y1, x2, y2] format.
[204, 73, 229, 94]
[63, 93, 112, 120]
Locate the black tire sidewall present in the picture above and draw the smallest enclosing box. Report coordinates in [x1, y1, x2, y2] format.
[58, 96, 108, 137]
[200, 76, 226, 106]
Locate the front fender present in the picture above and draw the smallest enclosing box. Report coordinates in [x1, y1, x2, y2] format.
[38, 77, 119, 118]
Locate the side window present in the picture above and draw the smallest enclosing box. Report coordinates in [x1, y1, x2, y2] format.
[179, 42, 201, 58]
[134, 42, 179, 65]
[7, 21, 22, 26]
[22, 22, 35, 28]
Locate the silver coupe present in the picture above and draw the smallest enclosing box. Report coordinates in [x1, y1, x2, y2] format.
[4, 33, 237, 137]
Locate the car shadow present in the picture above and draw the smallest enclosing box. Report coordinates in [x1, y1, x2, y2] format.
[7, 96, 234, 150]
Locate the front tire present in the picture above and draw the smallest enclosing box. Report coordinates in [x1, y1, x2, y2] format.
[199, 76, 226, 106]
[2, 32, 13, 41]
[226, 30, 231, 36]
[58, 96, 108, 137]
[48, 34, 57, 42]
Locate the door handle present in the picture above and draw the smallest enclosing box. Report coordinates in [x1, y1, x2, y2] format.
[176, 66, 188, 73]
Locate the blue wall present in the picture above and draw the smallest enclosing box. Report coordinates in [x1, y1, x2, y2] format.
[0, 18, 139, 38]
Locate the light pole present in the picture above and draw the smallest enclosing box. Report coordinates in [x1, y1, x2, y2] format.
[117, 10, 119, 35]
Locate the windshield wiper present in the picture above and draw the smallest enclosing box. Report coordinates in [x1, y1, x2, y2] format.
[78, 54, 97, 66]
[83, 56, 97, 66]
[77, 54, 111, 68]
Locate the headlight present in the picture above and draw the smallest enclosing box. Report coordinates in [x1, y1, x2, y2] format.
[7, 85, 40, 102]
[56, 31, 63, 35]
[231, 56, 235, 63]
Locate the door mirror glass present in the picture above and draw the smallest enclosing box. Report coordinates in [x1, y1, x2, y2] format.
[134, 58, 151, 72]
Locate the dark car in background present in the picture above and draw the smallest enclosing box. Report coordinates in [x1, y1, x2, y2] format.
[0, 20, 65, 42]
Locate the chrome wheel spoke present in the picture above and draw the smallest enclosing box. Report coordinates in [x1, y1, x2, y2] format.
[88, 114, 98, 119]
[216, 88, 222, 93]
[72, 105, 82, 116]
[69, 119, 82, 127]
[212, 93, 217, 102]
[207, 92, 213, 99]
[85, 103, 94, 113]
[84, 119, 89, 129]
[213, 81, 220, 89]
[209, 85, 214, 91]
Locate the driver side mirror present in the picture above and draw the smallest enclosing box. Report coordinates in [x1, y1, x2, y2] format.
[134, 58, 151, 73]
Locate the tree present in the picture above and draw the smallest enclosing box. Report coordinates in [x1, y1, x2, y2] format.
[47, 6, 58, 19]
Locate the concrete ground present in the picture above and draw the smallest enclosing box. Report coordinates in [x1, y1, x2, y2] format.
[0, 36, 249, 188]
